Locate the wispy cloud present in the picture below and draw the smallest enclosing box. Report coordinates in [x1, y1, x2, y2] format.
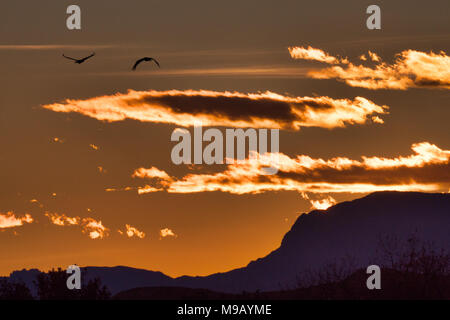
[82, 218, 108, 240]
[132, 167, 173, 181]
[310, 197, 336, 210]
[118, 224, 146, 239]
[97, 166, 106, 174]
[0, 44, 114, 51]
[30, 199, 44, 208]
[45, 212, 109, 239]
[289, 46, 450, 90]
[42, 90, 387, 130]
[105, 186, 137, 192]
[159, 228, 177, 239]
[300, 193, 337, 210]
[128, 142, 450, 195]
[92, 66, 311, 78]
[288, 46, 348, 64]
[45, 212, 80, 226]
[367, 51, 381, 62]
[0, 212, 33, 229]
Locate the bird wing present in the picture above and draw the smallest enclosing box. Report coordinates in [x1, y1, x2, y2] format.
[151, 58, 160, 68]
[82, 52, 96, 61]
[132, 58, 146, 70]
[62, 54, 78, 61]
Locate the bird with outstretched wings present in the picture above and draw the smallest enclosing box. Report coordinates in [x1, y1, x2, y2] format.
[62, 52, 96, 64]
[132, 57, 160, 70]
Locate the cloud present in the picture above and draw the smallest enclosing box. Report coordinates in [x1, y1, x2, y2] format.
[132, 167, 173, 181]
[0, 44, 114, 51]
[102, 65, 311, 78]
[309, 196, 337, 210]
[300, 193, 337, 210]
[137, 186, 164, 195]
[45, 212, 80, 226]
[82, 218, 108, 239]
[30, 199, 44, 208]
[104, 185, 163, 194]
[371, 116, 384, 124]
[130, 167, 173, 194]
[160, 228, 177, 239]
[288, 46, 348, 64]
[129, 142, 450, 195]
[0, 212, 33, 229]
[368, 51, 381, 62]
[105, 186, 135, 192]
[97, 166, 106, 174]
[42, 90, 388, 130]
[45, 212, 109, 239]
[119, 224, 146, 239]
[289, 46, 450, 90]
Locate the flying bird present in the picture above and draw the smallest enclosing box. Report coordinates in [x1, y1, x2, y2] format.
[62, 52, 96, 64]
[132, 57, 160, 70]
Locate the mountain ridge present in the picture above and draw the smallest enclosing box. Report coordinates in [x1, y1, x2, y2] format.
[5, 191, 449, 295]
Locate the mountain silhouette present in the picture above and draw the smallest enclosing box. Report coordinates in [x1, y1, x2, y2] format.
[4, 192, 449, 295]
[113, 268, 450, 300]
[173, 191, 449, 292]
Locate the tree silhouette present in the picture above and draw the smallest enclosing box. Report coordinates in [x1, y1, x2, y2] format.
[294, 233, 449, 299]
[0, 279, 33, 300]
[35, 268, 110, 300]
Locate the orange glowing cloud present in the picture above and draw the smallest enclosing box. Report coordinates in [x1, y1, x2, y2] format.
[0, 212, 33, 229]
[128, 142, 450, 195]
[288, 46, 348, 64]
[30, 199, 44, 208]
[105, 186, 135, 192]
[132, 167, 173, 181]
[300, 193, 337, 210]
[368, 51, 381, 62]
[137, 186, 164, 195]
[45, 212, 109, 239]
[309, 196, 337, 210]
[289, 46, 450, 90]
[82, 218, 108, 239]
[119, 224, 146, 239]
[97, 166, 106, 174]
[42, 90, 387, 130]
[159, 228, 177, 239]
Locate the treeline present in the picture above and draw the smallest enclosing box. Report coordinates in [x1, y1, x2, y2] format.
[0, 268, 110, 300]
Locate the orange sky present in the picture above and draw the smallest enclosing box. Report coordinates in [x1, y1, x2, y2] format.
[0, 0, 449, 277]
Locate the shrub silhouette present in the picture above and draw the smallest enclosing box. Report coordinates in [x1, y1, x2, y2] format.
[35, 268, 111, 300]
[0, 279, 33, 300]
[293, 233, 450, 299]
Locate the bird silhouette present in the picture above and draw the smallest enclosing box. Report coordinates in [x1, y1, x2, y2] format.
[132, 57, 160, 70]
[62, 52, 96, 64]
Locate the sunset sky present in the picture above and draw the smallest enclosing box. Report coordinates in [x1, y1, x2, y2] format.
[0, 0, 449, 277]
